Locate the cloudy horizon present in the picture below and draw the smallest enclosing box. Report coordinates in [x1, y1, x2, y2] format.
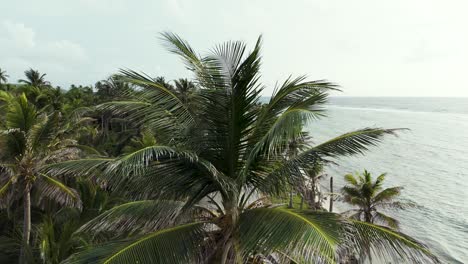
[1, 0, 467, 97]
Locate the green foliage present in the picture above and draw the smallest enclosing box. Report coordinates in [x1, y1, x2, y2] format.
[18, 68, 50, 88]
[341, 170, 410, 229]
[0, 33, 439, 264]
[0, 68, 8, 85]
[48, 33, 438, 264]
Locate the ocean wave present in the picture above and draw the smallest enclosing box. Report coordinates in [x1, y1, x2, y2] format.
[326, 104, 468, 117]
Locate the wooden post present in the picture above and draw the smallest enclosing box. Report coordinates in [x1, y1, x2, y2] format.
[329, 177, 333, 212]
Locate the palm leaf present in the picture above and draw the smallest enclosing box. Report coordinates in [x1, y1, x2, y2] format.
[27, 112, 59, 150]
[117, 69, 193, 129]
[41, 158, 113, 178]
[239, 208, 343, 263]
[312, 128, 402, 157]
[349, 220, 439, 263]
[6, 93, 37, 132]
[104, 146, 234, 196]
[373, 187, 403, 203]
[36, 174, 82, 209]
[373, 212, 399, 229]
[77, 200, 186, 236]
[63, 222, 209, 264]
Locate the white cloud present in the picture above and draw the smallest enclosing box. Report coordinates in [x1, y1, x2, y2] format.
[42, 40, 87, 63]
[0, 20, 89, 86]
[1, 1, 468, 96]
[2, 20, 36, 48]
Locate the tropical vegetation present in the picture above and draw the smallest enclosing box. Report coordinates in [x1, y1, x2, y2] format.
[341, 170, 410, 230]
[0, 33, 439, 263]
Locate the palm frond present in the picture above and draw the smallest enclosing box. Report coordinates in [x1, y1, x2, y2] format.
[115, 69, 194, 136]
[63, 222, 210, 264]
[373, 187, 403, 203]
[28, 112, 59, 150]
[349, 220, 439, 263]
[341, 186, 364, 205]
[160, 32, 217, 88]
[6, 93, 37, 132]
[195, 37, 264, 178]
[312, 128, 402, 157]
[0, 178, 12, 198]
[65, 144, 106, 157]
[373, 212, 399, 229]
[245, 91, 327, 168]
[77, 200, 186, 236]
[41, 158, 113, 178]
[239, 208, 343, 263]
[36, 174, 82, 209]
[246, 78, 334, 162]
[105, 146, 234, 192]
[253, 151, 322, 195]
[344, 174, 358, 185]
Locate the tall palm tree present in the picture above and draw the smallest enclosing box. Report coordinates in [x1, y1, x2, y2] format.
[18, 68, 50, 88]
[341, 170, 407, 229]
[0, 93, 82, 263]
[0, 68, 9, 85]
[51, 33, 438, 263]
[285, 132, 308, 209]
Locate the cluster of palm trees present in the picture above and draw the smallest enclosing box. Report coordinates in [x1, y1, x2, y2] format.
[0, 33, 439, 263]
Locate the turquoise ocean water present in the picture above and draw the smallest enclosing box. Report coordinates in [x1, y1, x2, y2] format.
[307, 97, 468, 263]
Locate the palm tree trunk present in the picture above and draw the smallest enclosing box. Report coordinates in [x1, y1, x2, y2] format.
[220, 240, 233, 264]
[19, 183, 32, 264]
[329, 176, 333, 212]
[288, 190, 294, 208]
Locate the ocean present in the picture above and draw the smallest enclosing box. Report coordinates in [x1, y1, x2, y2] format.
[307, 97, 468, 263]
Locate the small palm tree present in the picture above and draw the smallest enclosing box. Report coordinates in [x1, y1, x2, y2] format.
[51, 33, 438, 264]
[174, 78, 197, 104]
[304, 163, 327, 210]
[95, 76, 132, 102]
[0, 68, 9, 85]
[0, 92, 82, 263]
[18, 68, 50, 88]
[342, 170, 405, 229]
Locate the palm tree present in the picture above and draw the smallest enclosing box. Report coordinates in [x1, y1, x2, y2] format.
[285, 132, 308, 209]
[0, 92, 82, 263]
[341, 170, 407, 229]
[173, 78, 197, 105]
[37, 179, 120, 264]
[18, 68, 50, 88]
[304, 163, 327, 210]
[52, 33, 438, 263]
[0, 68, 9, 85]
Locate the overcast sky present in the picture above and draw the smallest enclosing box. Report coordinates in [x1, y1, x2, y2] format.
[1, 0, 467, 96]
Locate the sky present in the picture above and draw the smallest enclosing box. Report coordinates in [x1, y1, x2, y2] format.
[1, 0, 467, 97]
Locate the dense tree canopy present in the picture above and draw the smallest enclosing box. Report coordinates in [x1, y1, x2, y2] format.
[0, 33, 440, 264]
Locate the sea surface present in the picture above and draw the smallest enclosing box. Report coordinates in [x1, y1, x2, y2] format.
[306, 97, 468, 263]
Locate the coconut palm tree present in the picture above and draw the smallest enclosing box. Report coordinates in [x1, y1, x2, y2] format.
[18, 68, 50, 88]
[341, 170, 407, 229]
[0, 68, 9, 85]
[173, 78, 197, 105]
[37, 179, 120, 264]
[304, 163, 327, 210]
[0, 92, 82, 263]
[51, 33, 438, 264]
